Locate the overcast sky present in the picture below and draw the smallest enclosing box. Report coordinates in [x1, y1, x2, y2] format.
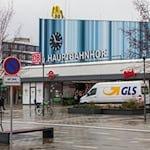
[1, 0, 141, 45]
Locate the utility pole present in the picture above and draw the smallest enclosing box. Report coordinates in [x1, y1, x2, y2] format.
[142, 50, 146, 123]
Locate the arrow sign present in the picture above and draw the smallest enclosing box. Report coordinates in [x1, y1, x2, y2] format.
[3, 56, 21, 75]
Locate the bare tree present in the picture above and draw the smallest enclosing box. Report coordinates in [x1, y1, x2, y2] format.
[0, 1, 13, 63]
[120, 0, 150, 75]
[133, 0, 150, 21]
[123, 0, 150, 59]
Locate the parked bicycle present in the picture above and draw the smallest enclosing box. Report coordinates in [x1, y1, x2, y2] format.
[43, 99, 53, 115]
[34, 99, 53, 116]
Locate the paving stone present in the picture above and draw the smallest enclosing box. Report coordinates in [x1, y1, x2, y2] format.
[0, 105, 150, 149]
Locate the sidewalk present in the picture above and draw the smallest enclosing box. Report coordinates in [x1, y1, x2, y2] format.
[2, 104, 150, 130]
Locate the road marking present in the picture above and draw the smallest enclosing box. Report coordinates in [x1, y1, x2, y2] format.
[130, 141, 139, 143]
[55, 140, 73, 144]
[73, 145, 97, 149]
[3, 120, 150, 133]
[55, 131, 69, 134]
[134, 138, 150, 141]
[90, 131, 110, 135]
[108, 137, 120, 141]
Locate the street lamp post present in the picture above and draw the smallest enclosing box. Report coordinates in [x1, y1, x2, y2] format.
[42, 60, 45, 116]
[142, 50, 146, 122]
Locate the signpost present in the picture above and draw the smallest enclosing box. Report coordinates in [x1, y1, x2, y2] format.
[142, 50, 147, 123]
[31, 53, 42, 116]
[2, 56, 21, 150]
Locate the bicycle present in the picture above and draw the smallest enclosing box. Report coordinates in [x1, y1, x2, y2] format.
[34, 101, 42, 115]
[34, 99, 53, 116]
[43, 99, 53, 115]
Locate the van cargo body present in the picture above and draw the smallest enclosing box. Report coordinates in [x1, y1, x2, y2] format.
[80, 81, 150, 104]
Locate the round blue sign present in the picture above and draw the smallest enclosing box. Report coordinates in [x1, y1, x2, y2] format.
[3, 57, 21, 75]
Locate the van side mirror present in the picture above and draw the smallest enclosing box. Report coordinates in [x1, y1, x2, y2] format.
[87, 93, 90, 96]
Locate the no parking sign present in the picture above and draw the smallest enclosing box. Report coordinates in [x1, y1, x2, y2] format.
[3, 56, 21, 75]
[2, 56, 21, 86]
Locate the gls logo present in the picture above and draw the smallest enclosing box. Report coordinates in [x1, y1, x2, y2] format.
[103, 86, 137, 96]
[121, 86, 137, 95]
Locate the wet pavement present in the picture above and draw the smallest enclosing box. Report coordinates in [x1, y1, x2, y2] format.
[0, 105, 150, 150]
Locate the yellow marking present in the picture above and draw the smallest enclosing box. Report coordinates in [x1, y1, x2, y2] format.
[103, 87, 120, 96]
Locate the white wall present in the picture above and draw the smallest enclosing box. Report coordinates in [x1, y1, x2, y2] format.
[23, 83, 30, 104]
[36, 82, 43, 103]
[22, 82, 43, 104]
[19, 59, 149, 79]
[21, 59, 150, 104]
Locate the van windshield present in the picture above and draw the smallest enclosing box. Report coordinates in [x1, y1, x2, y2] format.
[88, 88, 97, 96]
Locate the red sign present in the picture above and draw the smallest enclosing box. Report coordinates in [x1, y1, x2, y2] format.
[32, 52, 41, 64]
[3, 57, 21, 75]
[138, 95, 142, 101]
[48, 70, 55, 79]
[123, 70, 136, 78]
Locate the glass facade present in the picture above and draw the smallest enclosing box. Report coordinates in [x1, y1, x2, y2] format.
[39, 19, 150, 64]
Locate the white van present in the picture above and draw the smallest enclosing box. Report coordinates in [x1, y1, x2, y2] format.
[80, 80, 150, 104]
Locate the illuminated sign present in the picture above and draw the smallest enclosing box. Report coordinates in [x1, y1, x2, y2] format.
[32, 52, 41, 64]
[51, 5, 64, 19]
[123, 70, 136, 78]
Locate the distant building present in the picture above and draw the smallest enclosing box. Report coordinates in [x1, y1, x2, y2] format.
[2, 37, 39, 66]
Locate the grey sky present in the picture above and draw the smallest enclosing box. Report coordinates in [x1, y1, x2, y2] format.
[1, 0, 140, 45]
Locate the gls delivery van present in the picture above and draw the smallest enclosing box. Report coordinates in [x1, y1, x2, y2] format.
[80, 80, 150, 104]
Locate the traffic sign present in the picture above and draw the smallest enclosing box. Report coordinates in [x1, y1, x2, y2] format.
[3, 56, 21, 75]
[48, 70, 55, 79]
[2, 75, 21, 86]
[138, 95, 142, 101]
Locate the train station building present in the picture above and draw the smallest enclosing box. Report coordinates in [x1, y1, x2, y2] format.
[2, 19, 150, 105]
[19, 19, 150, 105]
